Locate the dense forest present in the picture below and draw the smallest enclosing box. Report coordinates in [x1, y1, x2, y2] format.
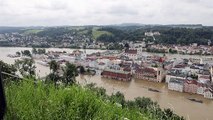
[95, 26, 213, 45]
[154, 28, 213, 45]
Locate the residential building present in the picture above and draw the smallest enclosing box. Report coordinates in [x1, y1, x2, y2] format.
[204, 86, 213, 99]
[201, 57, 213, 65]
[166, 69, 187, 83]
[197, 81, 208, 95]
[134, 67, 165, 82]
[123, 48, 142, 60]
[101, 69, 131, 81]
[168, 78, 184, 92]
[184, 79, 198, 94]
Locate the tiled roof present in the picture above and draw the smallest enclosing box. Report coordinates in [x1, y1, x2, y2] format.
[199, 75, 210, 79]
[101, 56, 117, 60]
[123, 67, 131, 72]
[204, 87, 213, 94]
[125, 49, 137, 54]
[136, 67, 156, 74]
[167, 69, 187, 77]
[197, 81, 209, 87]
[98, 62, 105, 65]
[169, 78, 184, 85]
[174, 64, 187, 68]
[185, 79, 198, 85]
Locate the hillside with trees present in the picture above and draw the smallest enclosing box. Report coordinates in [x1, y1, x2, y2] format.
[1, 25, 213, 48]
[95, 26, 213, 45]
[154, 28, 213, 45]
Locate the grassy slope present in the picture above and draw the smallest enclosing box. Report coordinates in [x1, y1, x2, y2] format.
[5, 80, 148, 120]
[78, 30, 88, 35]
[92, 28, 112, 40]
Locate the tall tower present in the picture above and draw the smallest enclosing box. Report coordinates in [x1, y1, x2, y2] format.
[157, 67, 165, 82]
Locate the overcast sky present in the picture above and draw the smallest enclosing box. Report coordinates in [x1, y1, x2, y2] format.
[0, 0, 213, 26]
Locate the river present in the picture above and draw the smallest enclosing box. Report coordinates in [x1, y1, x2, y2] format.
[0, 47, 212, 120]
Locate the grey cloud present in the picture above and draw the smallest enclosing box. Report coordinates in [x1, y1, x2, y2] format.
[34, 1, 68, 10]
[108, 5, 139, 16]
[0, 0, 213, 26]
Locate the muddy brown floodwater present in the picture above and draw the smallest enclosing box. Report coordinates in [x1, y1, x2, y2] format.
[1, 47, 213, 120]
[76, 75, 213, 120]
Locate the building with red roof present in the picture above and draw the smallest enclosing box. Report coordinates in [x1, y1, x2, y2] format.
[134, 67, 165, 82]
[184, 79, 198, 94]
[123, 48, 142, 60]
[101, 69, 131, 81]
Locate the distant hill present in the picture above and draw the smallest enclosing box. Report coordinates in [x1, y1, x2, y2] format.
[165, 24, 203, 29]
[1, 24, 213, 46]
[0, 27, 23, 33]
[92, 27, 112, 40]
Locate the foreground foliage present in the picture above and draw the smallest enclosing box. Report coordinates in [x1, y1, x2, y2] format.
[4, 79, 184, 120]
[0, 60, 17, 80]
[86, 83, 184, 120]
[5, 80, 147, 120]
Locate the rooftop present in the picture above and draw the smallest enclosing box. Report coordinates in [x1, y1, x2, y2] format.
[124, 49, 137, 54]
[169, 78, 184, 85]
[185, 79, 198, 84]
[136, 67, 157, 74]
[167, 69, 187, 78]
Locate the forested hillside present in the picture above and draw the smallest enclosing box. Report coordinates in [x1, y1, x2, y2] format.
[2, 25, 213, 46]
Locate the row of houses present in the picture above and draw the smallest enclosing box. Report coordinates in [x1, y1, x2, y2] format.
[101, 65, 165, 82]
[168, 78, 213, 99]
[147, 44, 213, 55]
[165, 59, 213, 99]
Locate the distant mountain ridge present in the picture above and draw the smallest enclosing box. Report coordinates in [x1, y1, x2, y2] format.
[113, 23, 204, 28]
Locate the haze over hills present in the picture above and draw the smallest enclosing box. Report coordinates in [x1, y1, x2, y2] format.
[0, 24, 206, 33]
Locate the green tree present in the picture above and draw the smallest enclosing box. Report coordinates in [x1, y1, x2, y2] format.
[163, 108, 174, 119]
[134, 97, 156, 110]
[47, 60, 60, 86]
[49, 60, 59, 73]
[79, 66, 85, 74]
[16, 51, 21, 56]
[15, 58, 36, 78]
[62, 62, 77, 86]
[37, 48, 46, 54]
[110, 91, 125, 107]
[32, 48, 37, 54]
[169, 48, 178, 54]
[0, 60, 17, 80]
[21, 50, 31, 57]
[124, 43, 130, 49]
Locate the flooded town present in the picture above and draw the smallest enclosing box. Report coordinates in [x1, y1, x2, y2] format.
[2, 1, 213, 120]
[1, 46, 213, 120]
